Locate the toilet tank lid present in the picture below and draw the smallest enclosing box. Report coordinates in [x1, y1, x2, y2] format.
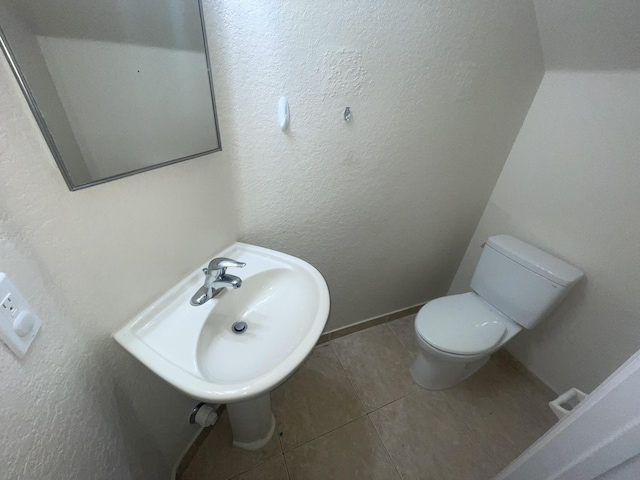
[486, 235, 584, 287]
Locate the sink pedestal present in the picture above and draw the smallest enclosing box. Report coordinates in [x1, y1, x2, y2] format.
[227, 392, 275, 450]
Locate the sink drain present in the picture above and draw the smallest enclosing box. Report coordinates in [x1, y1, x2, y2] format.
[231, 321, 248, 334]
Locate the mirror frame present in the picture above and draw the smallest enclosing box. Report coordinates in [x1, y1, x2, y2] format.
[0, 0, 221, 191]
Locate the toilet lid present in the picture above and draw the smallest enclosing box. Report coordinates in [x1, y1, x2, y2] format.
[416, 293, 507, 356]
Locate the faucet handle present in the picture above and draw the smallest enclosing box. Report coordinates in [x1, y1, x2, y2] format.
[207, 257, 246, 273]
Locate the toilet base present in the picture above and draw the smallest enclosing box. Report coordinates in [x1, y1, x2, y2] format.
[410, 350, 490, 390]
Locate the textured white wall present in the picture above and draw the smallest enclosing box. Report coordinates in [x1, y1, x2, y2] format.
[0, 49, 237, 479]
[1, 0, 544, 476]
[0, 228, 130, 479]
[448, 71, 640, 393]
[205, 0, 544, 331]
[533, 0, 640, 70]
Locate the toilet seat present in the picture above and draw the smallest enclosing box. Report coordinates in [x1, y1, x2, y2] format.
[416, 293, 507, 356]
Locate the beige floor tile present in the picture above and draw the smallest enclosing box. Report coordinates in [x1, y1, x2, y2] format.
[493, 349, 557, 398]
[331, 324, 419, 412]
[387, 314, 420, 354]
[285, 416, 400, 480]
[182, 410, 282, 480]
[441, 357, 557, 468]
[229, 455, 289, 480]
[272, 344, 365, 451]
[180, 325, 556, 480]
[370, 390, 501, 480]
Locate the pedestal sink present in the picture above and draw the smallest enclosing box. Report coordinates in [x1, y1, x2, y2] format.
[114, 242, 330, 449]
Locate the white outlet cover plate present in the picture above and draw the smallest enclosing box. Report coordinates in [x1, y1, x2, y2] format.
[0, 273, 41, 358]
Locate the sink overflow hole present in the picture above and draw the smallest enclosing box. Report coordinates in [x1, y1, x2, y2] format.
[232, 321, 248, 334]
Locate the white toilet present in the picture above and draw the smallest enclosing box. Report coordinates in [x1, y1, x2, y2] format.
[410, 235, 584, 390]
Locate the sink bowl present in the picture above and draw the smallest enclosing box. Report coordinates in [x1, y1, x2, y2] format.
[114, 243, 330, 404]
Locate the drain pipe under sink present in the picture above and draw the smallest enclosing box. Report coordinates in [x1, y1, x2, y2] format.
[190, 402, 223, 428]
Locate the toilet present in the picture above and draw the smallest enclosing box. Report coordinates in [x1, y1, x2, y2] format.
[410, 235, 584, 390]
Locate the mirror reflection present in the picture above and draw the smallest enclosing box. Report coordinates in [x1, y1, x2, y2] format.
[0, 0, 220, 190]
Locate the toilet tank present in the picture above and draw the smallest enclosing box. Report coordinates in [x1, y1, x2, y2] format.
[470, 235, 584, 329]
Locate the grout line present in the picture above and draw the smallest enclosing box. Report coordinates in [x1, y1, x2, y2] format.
[276, 421, 285, 453]
[459, 417, 504, 474]
[224, 452, 282, 480]
[367, 412, 405, 480]
[282, 452, 292, 480]
[435, 386, 513, 474]
[385, 322, 413, 354]
[328, 322, 420, 415]
[227, 455, 289, 480]
[184, 320, 548, 479]
[328, 342, 368, 416]
[365, 388, 422, 416]
[283, 412, 369, 455]
[384, 314, 421, 357]
[278, 343, 368, 454]
[439, 392, 498, 465]
[281, 414, 368, 455]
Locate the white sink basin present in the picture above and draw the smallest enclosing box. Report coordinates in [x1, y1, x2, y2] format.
[114, 242, 330, 404]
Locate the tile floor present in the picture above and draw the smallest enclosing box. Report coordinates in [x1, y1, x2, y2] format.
[178, 315, 558, 480]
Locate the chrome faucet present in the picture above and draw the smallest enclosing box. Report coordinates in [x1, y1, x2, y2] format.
[190, 257, 246, 306]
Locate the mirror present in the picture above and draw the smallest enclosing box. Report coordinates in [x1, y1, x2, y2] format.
[0, 0, 221, 190]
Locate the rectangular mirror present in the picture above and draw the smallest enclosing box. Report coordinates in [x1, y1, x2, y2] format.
[0, 0, 221, 190]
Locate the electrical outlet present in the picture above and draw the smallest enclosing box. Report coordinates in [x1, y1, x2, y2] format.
[0, 273, 41, 358]
[1, 293, 19, 317]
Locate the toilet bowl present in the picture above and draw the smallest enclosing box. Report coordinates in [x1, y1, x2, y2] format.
[410, 235, 584, 390]
[410, 293, 521, 389]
